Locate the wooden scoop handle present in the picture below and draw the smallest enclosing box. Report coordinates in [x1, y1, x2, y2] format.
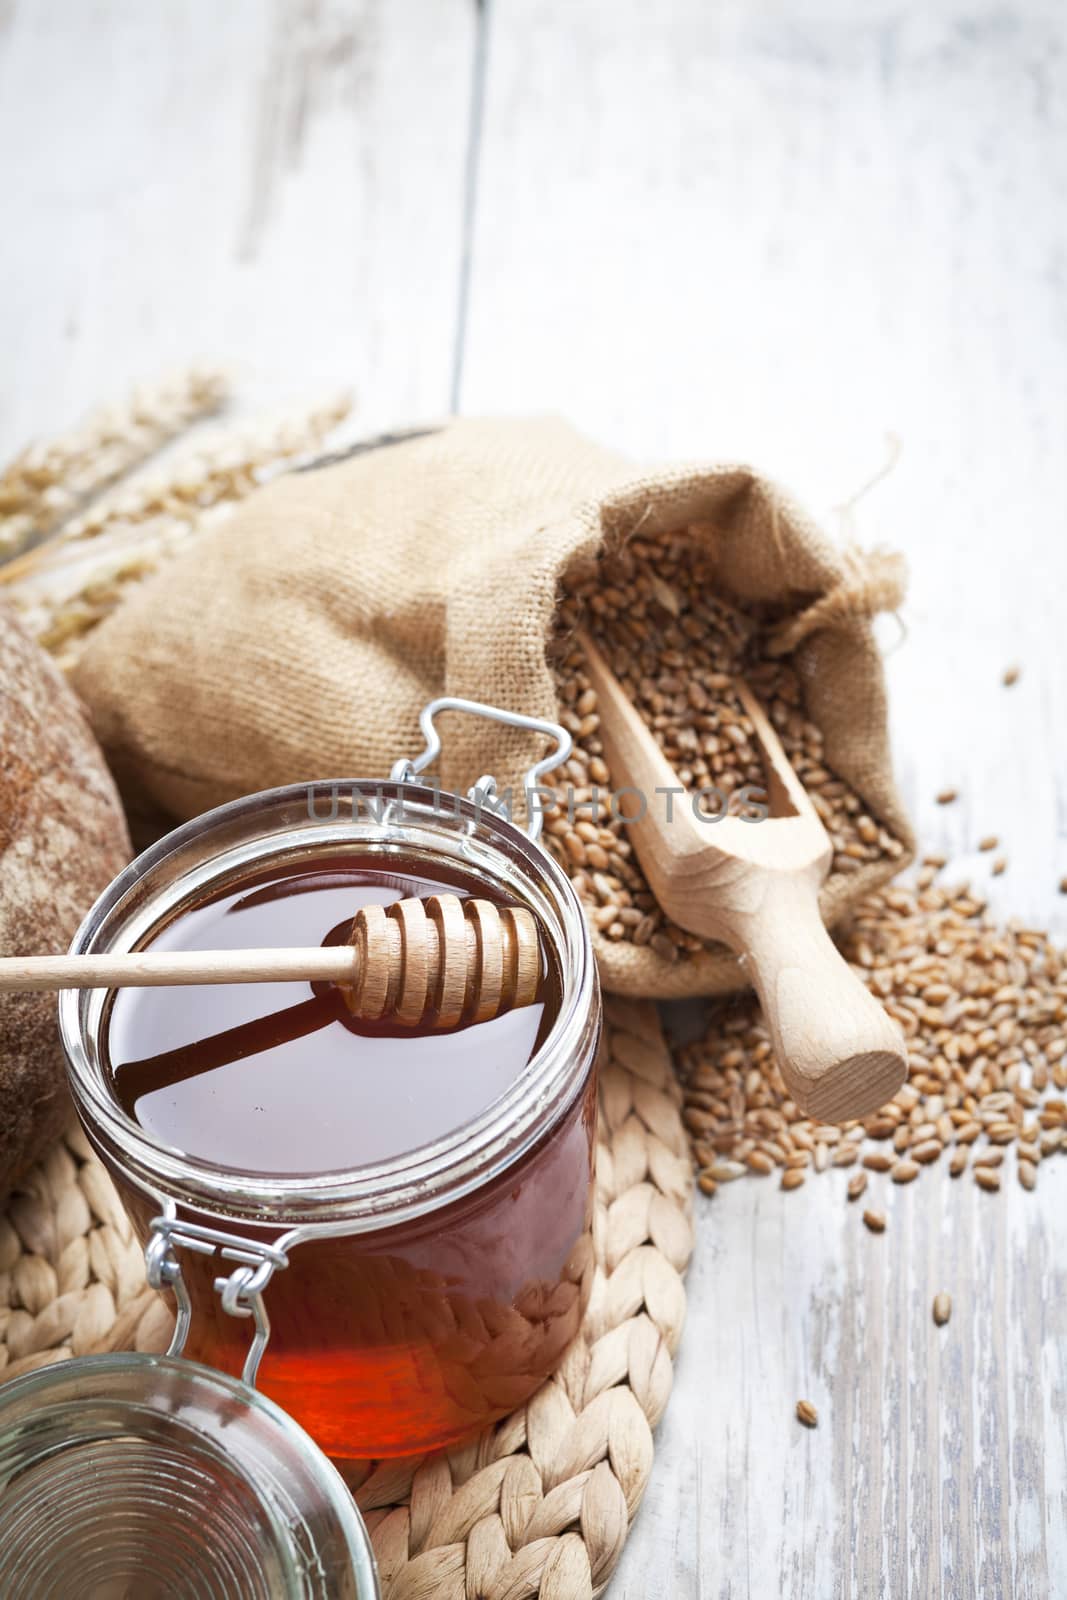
[0, 894, 542, 1030]
[734, 873, 906, 1123]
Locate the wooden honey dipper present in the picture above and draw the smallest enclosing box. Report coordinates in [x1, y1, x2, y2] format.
[0, 894, 542, 1029]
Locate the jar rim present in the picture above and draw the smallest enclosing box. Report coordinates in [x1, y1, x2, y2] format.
[61, 779, 599, 1232]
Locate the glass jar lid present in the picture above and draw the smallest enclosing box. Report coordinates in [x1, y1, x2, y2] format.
[0, 1352, 380, 1599]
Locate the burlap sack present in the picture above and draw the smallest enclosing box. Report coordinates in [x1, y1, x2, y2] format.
[72, 416, 914, 998]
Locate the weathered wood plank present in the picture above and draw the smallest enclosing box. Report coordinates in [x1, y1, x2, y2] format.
[0, 0, 475, 454]
[462, 2, 1067, 1594]
[465, 0, 1067, 918]
[619, 1159, 1067, 1599]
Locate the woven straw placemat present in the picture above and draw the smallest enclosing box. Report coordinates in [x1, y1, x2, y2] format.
[0, 996, 693, 1598]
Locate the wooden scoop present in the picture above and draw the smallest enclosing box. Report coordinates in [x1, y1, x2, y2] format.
[0, 894, 541, 1030]
[579, 633, 907, 1122]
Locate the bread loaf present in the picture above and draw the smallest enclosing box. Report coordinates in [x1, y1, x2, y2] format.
[0, 606, 130, 1198]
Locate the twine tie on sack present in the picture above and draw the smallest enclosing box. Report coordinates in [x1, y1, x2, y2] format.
[765, 547, 908, 657]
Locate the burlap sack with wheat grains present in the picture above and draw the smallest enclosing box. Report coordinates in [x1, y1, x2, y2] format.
[73, 416, 914, 998]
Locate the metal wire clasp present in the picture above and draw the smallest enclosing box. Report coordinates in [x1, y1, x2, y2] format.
[145, 1212, 290, 1389]
[389, 697, 573, 842]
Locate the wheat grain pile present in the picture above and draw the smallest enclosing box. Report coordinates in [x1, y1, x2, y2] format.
[679, 863, 1066, 1204]
[544, 526, 905, 961]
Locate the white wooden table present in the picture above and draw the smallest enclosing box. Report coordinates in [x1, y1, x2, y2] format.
[2, 3, 1065, 1594]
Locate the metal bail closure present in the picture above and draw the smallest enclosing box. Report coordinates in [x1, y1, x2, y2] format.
[145, 1209, 290, 1388]
[389, 696, 573, 842]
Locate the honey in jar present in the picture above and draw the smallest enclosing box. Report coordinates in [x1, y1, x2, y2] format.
[63, 779, 600, 1459]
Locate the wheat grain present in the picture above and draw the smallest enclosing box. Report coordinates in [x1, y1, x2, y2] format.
[679, 872, 1065, 1201]
[545, 527, 904, 958]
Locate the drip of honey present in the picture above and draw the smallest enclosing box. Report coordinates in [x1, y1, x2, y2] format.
[103, 854, 596, 1457]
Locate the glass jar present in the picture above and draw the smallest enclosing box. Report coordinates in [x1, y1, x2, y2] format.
[0, 1352, 380, 1598]
[60, 710, 600, 1462]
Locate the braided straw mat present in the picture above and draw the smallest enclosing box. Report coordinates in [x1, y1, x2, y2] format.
[0, 996, 693, 1598]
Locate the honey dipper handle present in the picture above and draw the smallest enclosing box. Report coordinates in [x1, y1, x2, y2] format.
[734, 872, 908, 1123]
[0, 896, 541, 1032]
[0, 947, 358, 991]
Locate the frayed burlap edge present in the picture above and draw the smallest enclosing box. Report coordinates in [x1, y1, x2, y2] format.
[0, 997, 692, 1599]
